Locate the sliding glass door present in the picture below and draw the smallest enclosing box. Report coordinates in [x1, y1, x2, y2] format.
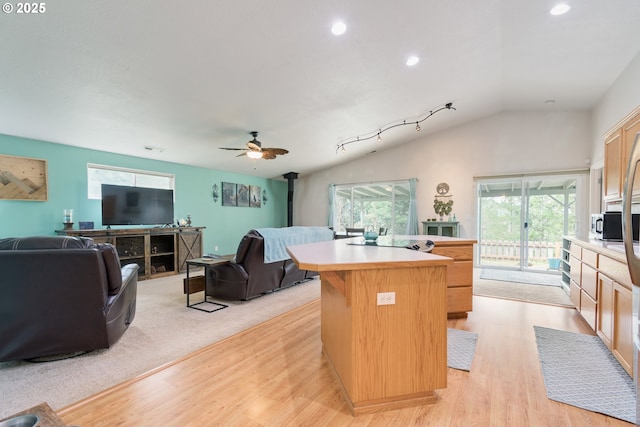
[477, 174, 579, 272]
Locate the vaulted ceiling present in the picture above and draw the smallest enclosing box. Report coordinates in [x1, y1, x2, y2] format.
[1, 1, 639, 179]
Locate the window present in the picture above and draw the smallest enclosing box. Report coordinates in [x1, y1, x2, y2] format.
[332, 180, 411, 235]
[87, 164, 175, 200]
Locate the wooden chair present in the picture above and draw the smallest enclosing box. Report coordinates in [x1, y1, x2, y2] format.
[345, 227, 365, 236]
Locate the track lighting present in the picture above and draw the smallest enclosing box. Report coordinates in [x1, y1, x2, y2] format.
[336, 102, 455, 153]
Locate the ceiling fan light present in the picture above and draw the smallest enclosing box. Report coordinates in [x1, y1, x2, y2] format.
[247, 151, 263, 159]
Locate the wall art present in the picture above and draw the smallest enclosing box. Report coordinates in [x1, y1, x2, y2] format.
[0, 154, 48, 201]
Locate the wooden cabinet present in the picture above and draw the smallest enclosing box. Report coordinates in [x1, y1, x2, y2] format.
[431, 242, 473, 318]
[57, 227, 204, 280]
[569, 247, 598, 330]
[568, 238, 634, 376]
[612, 281, 633, 374]
[597, 273, 614, 348]
[604, 128, 623, 200]
[603, 107, 640, 201]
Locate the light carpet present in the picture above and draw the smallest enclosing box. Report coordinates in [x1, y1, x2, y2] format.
[0, 274, 321, 418]
[474, 279, 573, 307]
[534, 326, 636, 424]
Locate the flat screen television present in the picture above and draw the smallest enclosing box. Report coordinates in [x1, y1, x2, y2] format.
[101, 184, 174, 226]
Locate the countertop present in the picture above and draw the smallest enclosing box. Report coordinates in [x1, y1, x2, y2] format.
[287, 236, 455, 272]
[567, 234, 640, 263]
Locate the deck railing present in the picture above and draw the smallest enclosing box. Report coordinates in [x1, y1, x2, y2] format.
[480, 240, 562, 264]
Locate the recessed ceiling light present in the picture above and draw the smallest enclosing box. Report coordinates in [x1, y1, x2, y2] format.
[331, 21, 346, 36]
[406, 56, 420, 66]
[550, 4, 570, 15]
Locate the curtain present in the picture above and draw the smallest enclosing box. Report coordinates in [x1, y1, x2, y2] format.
[406, 178, 418, 234]
[327, 184, 336, 227]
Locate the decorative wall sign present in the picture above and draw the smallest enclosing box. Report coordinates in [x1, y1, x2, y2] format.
[222, 182, 236, 206]
[220, 181, 262, 208]
[237, 184, 250, 207]
[250, 185, 261, 207]
[0, 154, 48, 201]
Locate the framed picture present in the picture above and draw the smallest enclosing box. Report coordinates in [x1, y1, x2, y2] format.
[222, 182, 236, 206]
[237, 184, 250, 207]
[250, 185, 261, 208]
[0, 154, 48, 201]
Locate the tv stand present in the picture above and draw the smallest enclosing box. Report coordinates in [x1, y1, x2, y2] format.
[55, 227, 205, 280]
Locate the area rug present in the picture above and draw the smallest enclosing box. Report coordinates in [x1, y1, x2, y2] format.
[474, 280, 573, 307]
[479, 268, 562, 286]
[534, 326, 636, 424]
[447, 328, 478, 371]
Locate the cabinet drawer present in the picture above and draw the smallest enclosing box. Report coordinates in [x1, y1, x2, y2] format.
[581, 264, 598, 300]
[570, 244, 582, 259]
[447, 286, 472, 314]
[431, 246, 473, 261]
[570, 280, 581, 309]
[569, 256, 582, 285]
[580, 291, 597, 331]
[599, 255, 632, 288]
[582, 249, 598, 269]
[446, 261, 473, 287]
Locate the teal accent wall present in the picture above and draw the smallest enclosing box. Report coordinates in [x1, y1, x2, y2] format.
[0, 134, 288, 255]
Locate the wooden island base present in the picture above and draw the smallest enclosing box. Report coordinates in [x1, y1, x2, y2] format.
[288, 240, 452, 416]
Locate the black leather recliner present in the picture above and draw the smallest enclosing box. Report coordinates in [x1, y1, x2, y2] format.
[0, 236, 138, 362]
[205, 229, 318, 301]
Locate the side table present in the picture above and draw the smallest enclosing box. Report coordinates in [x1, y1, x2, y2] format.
[185, 257, 231, 313]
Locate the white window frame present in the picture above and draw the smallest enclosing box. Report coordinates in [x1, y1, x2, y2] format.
[87, 163, 175, 200]
[333, 180, 410, 234]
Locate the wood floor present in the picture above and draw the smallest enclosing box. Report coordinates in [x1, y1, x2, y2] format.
[58, 296, 633, 427]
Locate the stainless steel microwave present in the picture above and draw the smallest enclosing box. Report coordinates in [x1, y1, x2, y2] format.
[591, 212, 639, 241]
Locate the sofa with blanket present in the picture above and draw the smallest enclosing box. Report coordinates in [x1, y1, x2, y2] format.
[0, 236, 138, 362]
[205, 226, 334, 300]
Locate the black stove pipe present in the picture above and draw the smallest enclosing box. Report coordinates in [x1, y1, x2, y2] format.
[283, 172, 298, 227]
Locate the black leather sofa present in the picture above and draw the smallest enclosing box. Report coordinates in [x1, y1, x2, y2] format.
[0, 236, 138, 362]
[205, 228, 329, 300]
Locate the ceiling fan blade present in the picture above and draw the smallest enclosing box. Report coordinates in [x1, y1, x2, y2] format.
[219, 147, 247, 151]
[263, 148, 289, 155]
[235, 152, 248, 157]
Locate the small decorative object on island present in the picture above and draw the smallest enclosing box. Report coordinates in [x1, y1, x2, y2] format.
[63, 209, 73, 230]
[364, 229, 378, 242]
[433, 182, 453, 221]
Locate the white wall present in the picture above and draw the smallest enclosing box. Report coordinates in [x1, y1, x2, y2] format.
[591, 52, 640, 165]
[295, 110, 591, 239]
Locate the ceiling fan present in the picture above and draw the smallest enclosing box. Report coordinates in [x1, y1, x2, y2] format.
[219, 131, 289, 160]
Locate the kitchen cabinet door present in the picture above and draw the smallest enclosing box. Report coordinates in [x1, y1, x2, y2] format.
[596, 273, 614, 348]
[604, 128, 623, 200]
[623, 111, 640, 196]
[612, 281, 633, 375]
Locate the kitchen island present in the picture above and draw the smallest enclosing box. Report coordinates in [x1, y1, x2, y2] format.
[287, 237, 454, 415]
